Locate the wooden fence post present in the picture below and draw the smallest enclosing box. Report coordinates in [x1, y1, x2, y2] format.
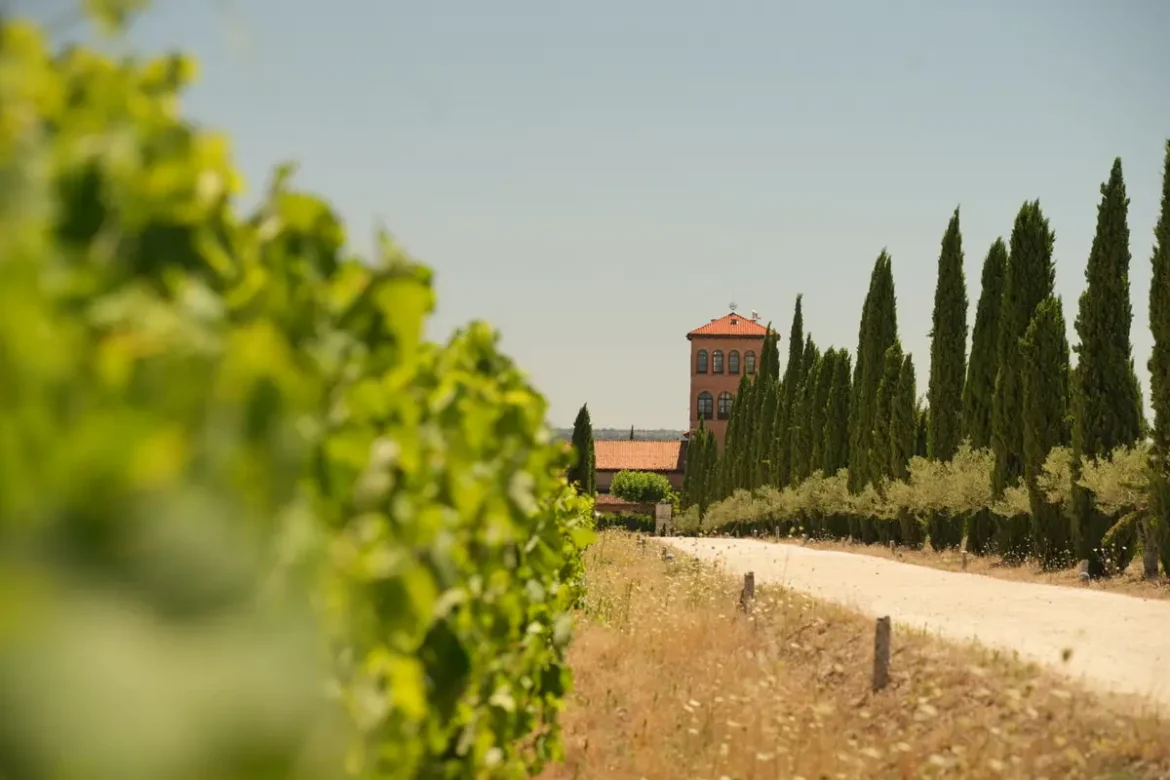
[738, 572, 755, 614]
[961, 549, 969, 571]
[872, 616, 891, 692]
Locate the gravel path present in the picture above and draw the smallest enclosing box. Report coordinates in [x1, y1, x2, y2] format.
[665, 537, 1170, 710]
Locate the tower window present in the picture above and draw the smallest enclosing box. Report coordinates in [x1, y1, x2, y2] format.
[729, 350, 740, 375]
[745, 351, 757, 375]
[717, 391, 733, 419]
[697, 391, 714, 420]
[712, 350, 724, 373]
[696, 349, 708, 374]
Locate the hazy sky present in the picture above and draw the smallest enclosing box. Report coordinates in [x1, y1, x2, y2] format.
[29, 0, 1170, 429]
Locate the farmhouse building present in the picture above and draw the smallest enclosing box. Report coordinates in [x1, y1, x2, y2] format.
[594, 440, 685, 495]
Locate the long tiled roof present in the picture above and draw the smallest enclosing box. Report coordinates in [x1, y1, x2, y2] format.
[687, 312, 771, 339]
[594, 440, 684, 472]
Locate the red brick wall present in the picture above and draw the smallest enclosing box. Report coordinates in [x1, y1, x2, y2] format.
[689, 334, 766, 448]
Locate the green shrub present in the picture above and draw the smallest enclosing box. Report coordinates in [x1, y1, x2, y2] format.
[0, 9, 593, 779]
[610, 470, 675, 504]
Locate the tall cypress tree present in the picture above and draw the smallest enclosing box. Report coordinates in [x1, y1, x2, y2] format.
[915, 402, 929, 458]
[1071, 159, 1144, 577]
[928, 208, 969, 461]
[776, 296, 805, 487]
[790, 341, 821, 484]
[738, 379, 755, 492]
[683, 419, 719, 519]
[568, 403, 596, 495]
[1071, 159, 1141, 577]
[963, 240, 1008, 449]
[1021, 297, 1072, 569]
[1149, 140, 1170, 577]
[891, 354, 918, 481]
[809, 349, 836, 476]
[991, 202, 1056, 498]
[850, 253, 899, 490]
[757, 378, 782, 484]
[822, 349, 852, 476]
[873, 341, 905, 481]
[751, 326, 783, 486]
[759, 323, 781, 381]
[719, 372, 754, 497]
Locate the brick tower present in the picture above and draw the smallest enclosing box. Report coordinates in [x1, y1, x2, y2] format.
[686, 309, 772, 449]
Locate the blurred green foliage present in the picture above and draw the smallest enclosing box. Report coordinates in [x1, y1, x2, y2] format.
[0, 4, 594, 779]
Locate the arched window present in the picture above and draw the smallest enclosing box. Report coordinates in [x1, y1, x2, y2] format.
[696, 349, 708, 374]
[712, 350, 724, 373]
[728, 350, 740, 375]
[717, 391, 733, 419]
[745, 351, 757, 375]
[697, 391, 714, 420]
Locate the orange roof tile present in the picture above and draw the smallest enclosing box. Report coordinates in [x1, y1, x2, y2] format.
[594, 440, 683, 472]
[687, 312, 771, 339]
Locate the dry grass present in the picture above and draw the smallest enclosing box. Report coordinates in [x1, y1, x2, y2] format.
[773, 536, 1170, 601]
[540, 531, 1170, 780]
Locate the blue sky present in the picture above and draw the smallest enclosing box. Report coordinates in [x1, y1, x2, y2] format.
[28, 0, 1170, 429]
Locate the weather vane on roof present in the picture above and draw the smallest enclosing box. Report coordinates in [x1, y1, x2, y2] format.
[729, 301, 738, 312]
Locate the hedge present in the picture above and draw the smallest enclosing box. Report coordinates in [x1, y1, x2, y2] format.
[691, 443, 1145, 572]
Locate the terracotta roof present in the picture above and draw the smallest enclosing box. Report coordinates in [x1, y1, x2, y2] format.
[594, 440, 684, 472]
[687, 312, 771, 339]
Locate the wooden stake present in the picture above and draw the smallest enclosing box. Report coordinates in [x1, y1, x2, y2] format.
[738, 572, 755, 613]
[872, 616, 892, 692]
[961, 550, 969, 571]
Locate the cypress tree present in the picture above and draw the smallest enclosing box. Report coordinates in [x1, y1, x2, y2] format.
[963, 240, 1008, 449]
[891, 354, 918, 481]
[809, 349, 836, 475]
[1071, 159, 1144, 577]
[759, 323, 781, 381]
[776, 296, 805, 486]
[1021, 297, 1072, 569]
[1149, 140, 1170, 577]
[849, 252, 899, 491]
[928, 208, 969, 461]
[873, 341, 905, 481]
[822, 350, 853, 476]
[568, 403, 596, 495]
[991, 201, 1056, 498]
[751, 326, 783, 486]
[915, 403, 929, 458]
[742, 371, 761, 493]
[756, 378, 782, 484]
[791, 341, 821, 484]
[725, 372, 753, 492]
[629, 425, 635, 440]
[683, 419, 719, 519]
[719, 371, 752, 499]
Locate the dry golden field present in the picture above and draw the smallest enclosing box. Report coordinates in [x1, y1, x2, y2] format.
[539, 531, 1170, 780]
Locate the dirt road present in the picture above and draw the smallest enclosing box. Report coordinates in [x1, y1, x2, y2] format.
[665, 537, 1170, 710]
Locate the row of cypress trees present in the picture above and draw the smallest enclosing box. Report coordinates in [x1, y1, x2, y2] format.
[682, 140, 1170, 576]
